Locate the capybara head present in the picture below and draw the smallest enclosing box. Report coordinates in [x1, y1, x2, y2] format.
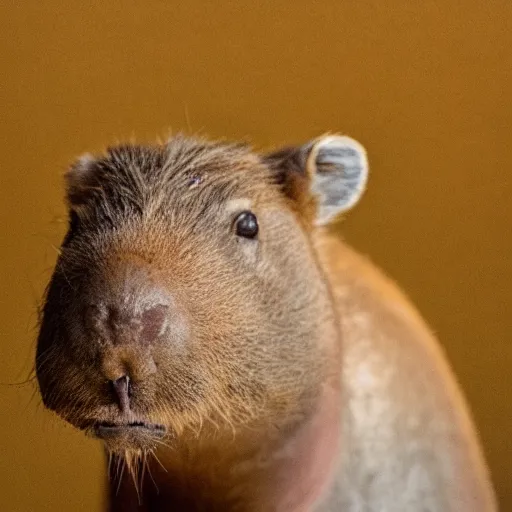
[36, 134, 368, 456]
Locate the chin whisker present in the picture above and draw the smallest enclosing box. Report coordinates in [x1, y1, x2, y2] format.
[149, 448, 168, 473]
[146, 452, 160, 493]
[115, 455, 126, 496]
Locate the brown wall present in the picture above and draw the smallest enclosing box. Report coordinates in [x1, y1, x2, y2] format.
[0, 2, 510, 510]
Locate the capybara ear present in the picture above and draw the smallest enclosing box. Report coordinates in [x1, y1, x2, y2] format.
[306, 135, 368, 225]
[65, 153, 98, 209]
[263, 135, 368, 226]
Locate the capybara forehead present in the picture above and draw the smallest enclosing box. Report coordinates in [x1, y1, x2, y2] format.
[66, 136, 278, 217]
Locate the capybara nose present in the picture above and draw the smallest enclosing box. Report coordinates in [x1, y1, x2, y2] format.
[88, 298, 166, 389]
[84, 259, 172, 348]
[90, 302, 165, 405]
[83, 266, 176, 390]
[105, 302, 170, 346]
[110, 375, 131, 413]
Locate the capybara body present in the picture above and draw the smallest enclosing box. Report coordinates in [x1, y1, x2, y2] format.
[36, 134, 496, 511]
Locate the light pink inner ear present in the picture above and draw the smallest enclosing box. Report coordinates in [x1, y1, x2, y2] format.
[306, 135, 369, 226]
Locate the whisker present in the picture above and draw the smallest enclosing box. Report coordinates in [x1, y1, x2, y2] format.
[150, 449, 168, 474]
[146, 453, 160, 494]
[116, 457, 126, 495]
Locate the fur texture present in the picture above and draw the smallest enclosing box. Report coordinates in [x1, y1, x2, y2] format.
[36, 135, 496, 511]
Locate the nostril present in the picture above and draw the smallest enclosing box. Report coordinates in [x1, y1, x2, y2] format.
[141, 304, 169, 344]
[110, 375, 131, 413]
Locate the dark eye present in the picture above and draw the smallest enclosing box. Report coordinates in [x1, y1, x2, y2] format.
[234, 211, 259, 239]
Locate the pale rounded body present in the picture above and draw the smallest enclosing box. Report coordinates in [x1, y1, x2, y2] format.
[314, 234, 496, 511]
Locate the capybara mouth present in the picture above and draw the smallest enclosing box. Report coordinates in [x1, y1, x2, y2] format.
[94, 421, 166, 438]
[93, 421, 167, 450]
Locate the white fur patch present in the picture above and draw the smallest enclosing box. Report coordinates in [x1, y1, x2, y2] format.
[225, 198, 252, 214]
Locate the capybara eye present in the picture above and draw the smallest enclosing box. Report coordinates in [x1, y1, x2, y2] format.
[234, 211, 259, 239]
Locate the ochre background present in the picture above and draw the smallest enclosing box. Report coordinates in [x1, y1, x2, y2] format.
[0, 2, 510, 510]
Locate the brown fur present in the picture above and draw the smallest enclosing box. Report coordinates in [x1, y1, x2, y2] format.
[36, 135, 496, 511]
